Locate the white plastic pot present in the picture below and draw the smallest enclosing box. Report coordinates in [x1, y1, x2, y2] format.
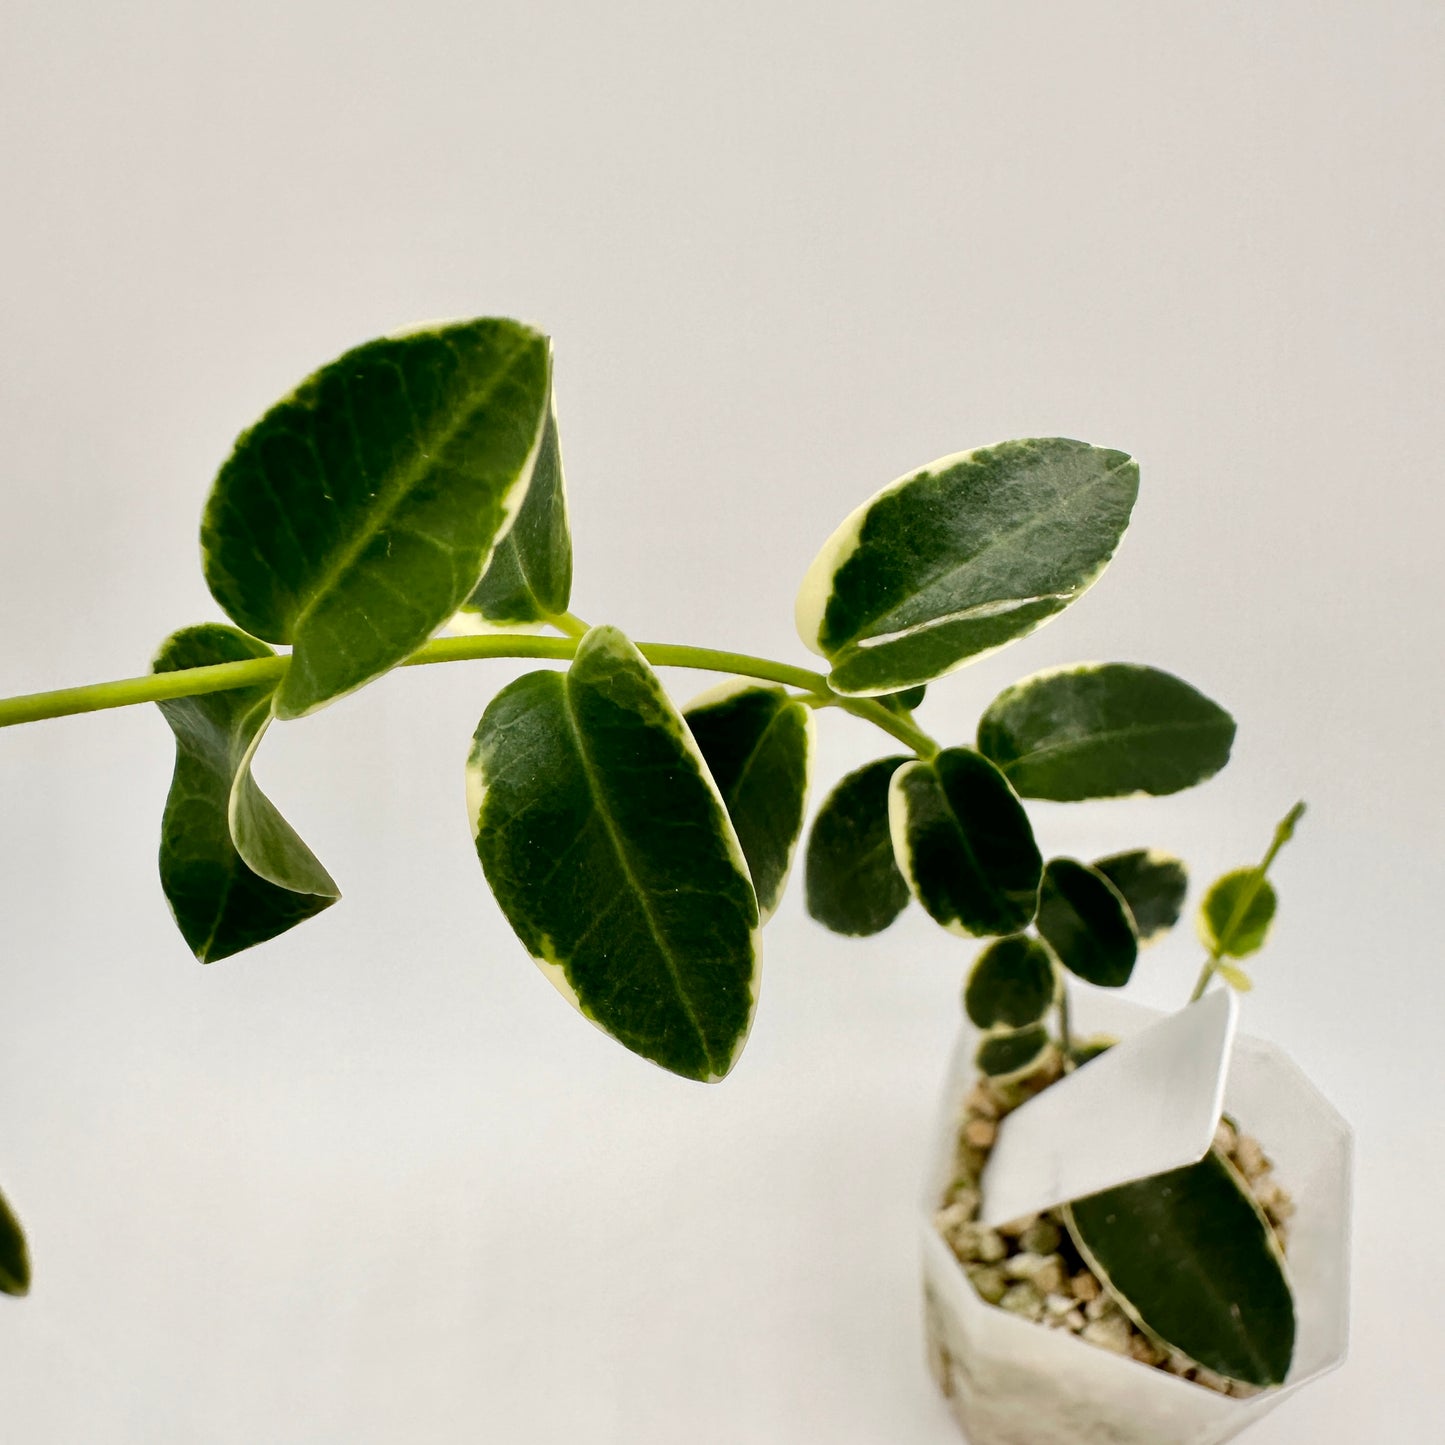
[921, 994, 1351, 1445]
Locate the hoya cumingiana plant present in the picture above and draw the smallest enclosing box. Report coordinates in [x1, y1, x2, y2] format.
[0, 318, 1300, 1380]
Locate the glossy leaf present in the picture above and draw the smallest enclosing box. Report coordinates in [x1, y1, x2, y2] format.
[1198, 869, 1278, 959]
[460, 395, 572, 624]
[1093, 848, 1188, 942]
[888, 748, 1041, 938]
[804, 757, 912, 936]
[202, 319, 552, 718]
[1035, 857, 1137, 987]
[976, 1024, 1051, 1080]
[0, 1185, 28, 1296]
[684, 682, 813, 923]
[155, 625, 339, 963]
[468, 626, 759, 1082]
[964, 935, 1057, 1029]
[795, 439, 1138, 696]
[977, 663, 1235, 801]
[1065, 1151, 1296, 1386]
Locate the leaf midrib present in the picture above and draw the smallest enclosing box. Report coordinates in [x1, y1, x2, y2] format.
[288, 331, 536, 642]
[562, 668, 713, 1068]
[1002, 717, 1228, 772]
[838, 451, 1132, 647]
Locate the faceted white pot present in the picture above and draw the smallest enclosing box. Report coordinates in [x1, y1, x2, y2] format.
[921, 994, 1351, 1445]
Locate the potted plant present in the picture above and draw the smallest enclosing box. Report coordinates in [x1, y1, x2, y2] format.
[0, 317, 1349, 1440]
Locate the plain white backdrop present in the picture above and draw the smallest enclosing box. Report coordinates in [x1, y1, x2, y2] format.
[0, 3, 1440, 1440]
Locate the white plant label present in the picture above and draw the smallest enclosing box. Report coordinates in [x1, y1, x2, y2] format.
[979, 988, 1239, 1226]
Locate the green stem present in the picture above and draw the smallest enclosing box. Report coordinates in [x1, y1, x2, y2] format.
[1188, 801, 1306, 1004]
[0, 631, 941, 757]
[1057, 983, 1075, 1072]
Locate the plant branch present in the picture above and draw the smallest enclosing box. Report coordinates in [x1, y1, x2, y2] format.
[1188, 801, 1306, 1003]
[0, 632, 940, 757]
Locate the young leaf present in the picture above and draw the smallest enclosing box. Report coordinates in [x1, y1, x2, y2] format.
[154, 625, 339, 963]
[1093, 848, 1188, 942]
[795, 439, 1138, 696]
[0, 1185, 28, 1296]
[1198, 869, 1278, 959]
[202, 319, 552, 718]
[964, 935, 1057, 1029]
[683, 682, 813, 923]
[976, 1024, 1052, 1080]
[468, 626, 759, 1083]
[1035, 857, 1137, 987]
[977, 663, 1235, 800]
[889, 748, 1042, 938]
[458, 395, 572, 625]
[804, 757, 912, 936]
[1064, 1151, 1296, 1387]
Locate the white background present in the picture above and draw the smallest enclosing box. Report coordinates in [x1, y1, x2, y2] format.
[0, 3, 1440, 1440]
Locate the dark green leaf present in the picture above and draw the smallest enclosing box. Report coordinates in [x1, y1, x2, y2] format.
[1198, 869, 1278, 959]
[804, 757, 912, 936]
[889, 748, 1041, 937]
[1035, 858, 1137, 987]
[881, 684, 927, 714]
[964, 935, 1057, 1029]
[796, 439, 1138, 696]
[683, 683, 813, 923]
[202, 319, 552, 718]
[977, 663, 1235, 801]
[459, 396, 572, 624]
[1065, 1151, 1296, 1386]
[1093, 849, 1188, 942]
[0, 1185, 28, 1296]
[976, 1024, 1052, 1079]
[468, 626, 759, 1082]
[155, 625, 338, 963]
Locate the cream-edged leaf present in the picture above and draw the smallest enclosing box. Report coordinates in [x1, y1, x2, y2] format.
[684, 681, 813, 923]
[796, 439, 1138, 696]
[468, 626, 760, 1082]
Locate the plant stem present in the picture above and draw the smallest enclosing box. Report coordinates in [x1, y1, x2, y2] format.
[1188, 801, 1306, 1003]
[1057, 983, 1075, 1072]
[0, 632, 941, 757]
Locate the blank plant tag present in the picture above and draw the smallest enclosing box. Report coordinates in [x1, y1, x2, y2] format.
[979, 988, 1238, 1226]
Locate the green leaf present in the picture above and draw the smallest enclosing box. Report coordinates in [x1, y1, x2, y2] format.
[1035, 857, 1137, 987]
[888, 748, 1041, 938]
[1198, 869, 1278, 959]
[459, 395, 572, 624]
[155, 625, 339, 963]
[977, 663, 1235, 801]
[976, 1024, 1052, 1080]
[1065, 1151, 1296, 1386]
[964, 935, 1057, 1029]
[1093, 849, 1188, 942]
[468, 626, 759, 1082]
[795, 439, 1138, 696]
[0, 1185, 29, 1297]
[804, 757, 912, 936]
[881, 684, 927, 714]
[202, 319, 552, 718]
[683, 682, 813, 924]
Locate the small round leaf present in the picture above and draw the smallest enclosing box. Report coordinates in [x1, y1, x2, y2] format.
[804, 758, 912, 936]
[1093, 849, 1188, 942]
[976, 1024, 1052, 1080]
[964, 935, 1057, 1029]
[1036, 857, 1138, 987]
[1198, 869, 1278, 959]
